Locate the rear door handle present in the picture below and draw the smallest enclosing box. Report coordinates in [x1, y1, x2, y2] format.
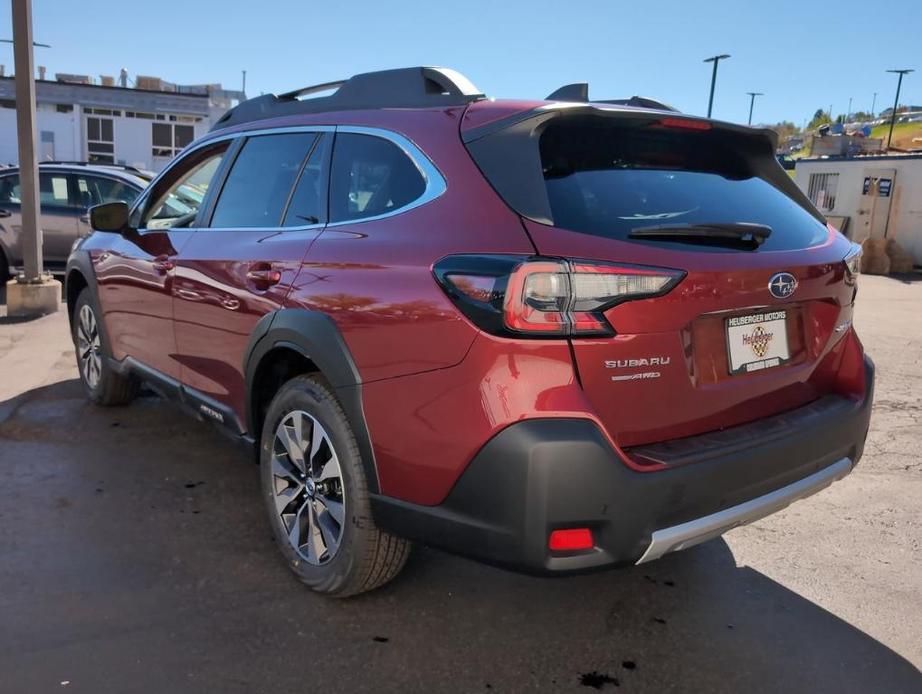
[152, 256, 175, 273]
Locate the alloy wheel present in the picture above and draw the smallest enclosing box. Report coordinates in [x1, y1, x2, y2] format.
[271, 410, 346, 565]
[77, 304, 102, 389]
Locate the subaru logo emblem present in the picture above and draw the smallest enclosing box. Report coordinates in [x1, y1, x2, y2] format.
[768, 272, 798, 299]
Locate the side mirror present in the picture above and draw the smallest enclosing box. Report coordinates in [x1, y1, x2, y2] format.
[89, 201, 131, 233]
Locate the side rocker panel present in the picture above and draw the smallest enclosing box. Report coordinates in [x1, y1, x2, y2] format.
[244, 308, 380, 494]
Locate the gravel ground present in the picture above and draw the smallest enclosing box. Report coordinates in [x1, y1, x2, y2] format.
[0, 274, 919, 693]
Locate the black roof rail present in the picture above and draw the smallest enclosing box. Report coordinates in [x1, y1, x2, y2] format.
[544, 82, 679, 113]
[211, 66, 485, 132]
[37, 161, 151, 175]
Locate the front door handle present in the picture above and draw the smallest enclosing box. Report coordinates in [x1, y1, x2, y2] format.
[246, 266, 282, 287]
[0, 209, 11, 218]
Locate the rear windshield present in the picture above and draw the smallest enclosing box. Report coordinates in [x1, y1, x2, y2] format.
[466, 113, 828, 253]
[538, 118, 827, 251]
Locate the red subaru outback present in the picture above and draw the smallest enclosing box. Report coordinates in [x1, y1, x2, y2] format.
[66, 67, 873, 596]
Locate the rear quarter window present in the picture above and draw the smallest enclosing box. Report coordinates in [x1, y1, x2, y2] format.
[329, 133, 425, 223]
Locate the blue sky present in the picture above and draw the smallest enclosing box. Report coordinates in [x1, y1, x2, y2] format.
[2, 0, 920, 126]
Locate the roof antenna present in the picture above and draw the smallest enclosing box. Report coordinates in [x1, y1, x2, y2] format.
[546, 83, 589, 102]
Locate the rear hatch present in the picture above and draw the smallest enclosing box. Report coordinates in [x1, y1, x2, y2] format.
[463, 105, 859, 449]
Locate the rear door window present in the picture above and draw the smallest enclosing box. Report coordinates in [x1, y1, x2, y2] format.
[210, 133, 318, 229]
[282, 134, 329, 227]
[329, 133, 425, 223]
[538, 117, 827, 252]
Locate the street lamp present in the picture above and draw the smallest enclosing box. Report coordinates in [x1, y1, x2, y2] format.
[746, 91, 763, 125]
[703, 54, 730, 118]
[885, 69, 913, 149]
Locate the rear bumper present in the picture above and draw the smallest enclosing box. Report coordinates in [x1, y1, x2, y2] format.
[371, 356, 874, 574]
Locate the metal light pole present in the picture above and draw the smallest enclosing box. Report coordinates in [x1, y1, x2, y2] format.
[746, 91, 763, 125]
[11, 0, 42, 282]
[871, 92, 877, 118]
[886, 69, 913, 149]
[847, 96, 852, 123]
[703, 54, 730, 118]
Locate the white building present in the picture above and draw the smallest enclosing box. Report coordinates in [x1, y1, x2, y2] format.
[795, 155, 922, 266]
[0, 73, 244, 171]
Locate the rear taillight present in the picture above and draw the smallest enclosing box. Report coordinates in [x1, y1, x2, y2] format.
[434, 255, 684, 337]
[844, 243, 862, 279]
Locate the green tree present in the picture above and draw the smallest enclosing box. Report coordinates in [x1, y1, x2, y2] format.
[808, 108, 832, 131]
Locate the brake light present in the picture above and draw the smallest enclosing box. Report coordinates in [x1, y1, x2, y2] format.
[658, 117, 712, 131]
[434, 255, 684, 337]
[548, 528, 594, 551]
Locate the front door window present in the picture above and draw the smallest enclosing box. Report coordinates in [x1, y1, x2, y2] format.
[142, 149, 226, 230]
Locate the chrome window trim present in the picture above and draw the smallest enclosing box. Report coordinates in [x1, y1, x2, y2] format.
[131, 124, 445, 233]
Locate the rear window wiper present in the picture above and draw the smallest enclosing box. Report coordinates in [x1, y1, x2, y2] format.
[629, 222, 772, 248]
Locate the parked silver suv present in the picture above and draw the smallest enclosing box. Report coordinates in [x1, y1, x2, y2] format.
[0, 162, 150, 282]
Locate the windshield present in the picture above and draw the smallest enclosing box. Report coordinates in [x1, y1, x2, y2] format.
[538, 117, 827, 252]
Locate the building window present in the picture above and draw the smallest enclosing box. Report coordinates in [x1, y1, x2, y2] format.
[55, 104, 74, 113]
[40, 131, 55, 161]
[86, 107, 122, 116]
[807, 173, 838, 211]
[152, 122, 195, 159]
[86, 116, 115, 164]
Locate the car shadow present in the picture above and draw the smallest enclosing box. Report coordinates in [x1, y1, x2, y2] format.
[0, 379, 919, 693]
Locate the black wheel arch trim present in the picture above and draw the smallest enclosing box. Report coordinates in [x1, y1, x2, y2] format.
[64, 249, 107, 341]
[243, 308, 379, 494]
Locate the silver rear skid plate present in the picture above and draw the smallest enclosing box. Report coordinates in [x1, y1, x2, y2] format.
[636, 458, 853, 564]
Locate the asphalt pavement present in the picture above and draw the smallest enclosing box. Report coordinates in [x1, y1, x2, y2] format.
[0, 275, 919, 693]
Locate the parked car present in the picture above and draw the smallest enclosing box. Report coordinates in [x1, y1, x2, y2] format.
[0, 162, 148, 282]
[777, 153, 796, 170]
[65, 67, 874, 597]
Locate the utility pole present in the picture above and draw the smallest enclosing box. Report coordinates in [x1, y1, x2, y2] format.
[847, 96, 852, 123]
[886, 69, 913, 149]
[242, 69, 246, 95]
[7, 0, 59, 315]
[703, 54, 730, 118]
[746, 91, 763, 125]
[11, 0, 41, 282]
[871, 92, 877, 117]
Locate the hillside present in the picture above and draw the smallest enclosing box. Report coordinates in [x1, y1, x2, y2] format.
[869, 121, 922, 150]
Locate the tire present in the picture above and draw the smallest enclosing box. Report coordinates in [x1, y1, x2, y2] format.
[72, 288, 139, 406]
[260, 375, 411, 597]
[0, 248, 10, 286]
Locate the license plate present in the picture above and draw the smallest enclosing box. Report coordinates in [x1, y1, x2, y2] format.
[725, 310, 790, 375]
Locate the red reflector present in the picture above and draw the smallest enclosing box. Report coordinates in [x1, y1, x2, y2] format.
[658, 117, 712, 131]
[548, 528, 594, 551]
